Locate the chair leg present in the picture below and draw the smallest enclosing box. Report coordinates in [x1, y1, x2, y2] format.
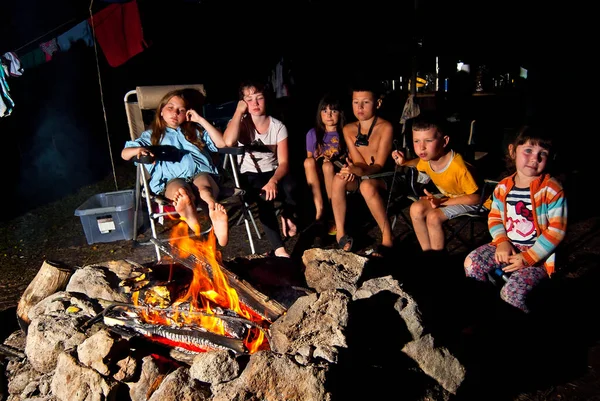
[141, 174, 161, 262]
[225, 153, 262, 254]
[133, 165, 142, 241]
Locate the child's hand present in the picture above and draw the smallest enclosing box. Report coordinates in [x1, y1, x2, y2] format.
[421, 189, 442, 208]
[392, 150, 405, 165]
[495, 242, 516, 264]
[503, 253, 527, 273]
[236, 100, 248, 115]
[135, 147, 155, 164]
[261, 180, 278, 201]
[137, 147, 153, 158]
[338, 157, 357, 181]
[186, 109, 203, 124]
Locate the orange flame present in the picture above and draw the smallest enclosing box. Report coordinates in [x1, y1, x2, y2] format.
[136, 220, 268, 353]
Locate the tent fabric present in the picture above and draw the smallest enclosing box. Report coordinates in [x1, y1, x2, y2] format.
[88, 0, 146, 67]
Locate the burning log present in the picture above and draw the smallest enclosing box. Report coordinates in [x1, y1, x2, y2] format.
[150, 239, 287, 323]
[101, 303, 264, 354]
[16, 260, 76, 333]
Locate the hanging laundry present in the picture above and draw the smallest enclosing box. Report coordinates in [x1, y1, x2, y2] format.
[19, 48, 46, 70]
[88, 0, 147, 67]
[40, 38, 59, 61]
[1, 52, 24, 77]
[57, 20, 94, 52]
[0, 63, 15, 117]
[269, 57, 293, 99]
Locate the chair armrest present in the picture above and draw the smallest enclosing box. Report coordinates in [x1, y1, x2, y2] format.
[360, 171, 396, 180]
[217, 146, 245, 156]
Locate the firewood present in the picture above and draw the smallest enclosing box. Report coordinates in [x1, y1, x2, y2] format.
[16, 260, 75, 333]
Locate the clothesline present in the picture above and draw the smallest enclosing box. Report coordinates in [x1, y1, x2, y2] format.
[7, 0, 131, 57]
[12, 17, 78, 54]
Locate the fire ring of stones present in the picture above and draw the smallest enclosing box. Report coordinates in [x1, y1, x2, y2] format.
[1, 248, 466, 401]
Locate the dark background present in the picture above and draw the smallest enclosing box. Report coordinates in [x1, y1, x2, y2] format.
[0, 0, 583, 221]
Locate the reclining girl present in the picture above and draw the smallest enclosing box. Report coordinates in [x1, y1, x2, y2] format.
[121, 89, 229, 247]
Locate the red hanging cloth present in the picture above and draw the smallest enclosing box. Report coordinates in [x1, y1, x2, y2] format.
[89, 0, 147, 67]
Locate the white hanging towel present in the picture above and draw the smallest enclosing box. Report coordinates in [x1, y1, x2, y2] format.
[2, 52, 24, 77]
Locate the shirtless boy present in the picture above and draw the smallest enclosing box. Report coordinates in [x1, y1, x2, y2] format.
[330, 81, 394, 256]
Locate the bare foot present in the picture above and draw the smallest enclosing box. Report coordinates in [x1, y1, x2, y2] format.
[172, 188, 192, 210]
[173, 188, 201, 235]
[209, 203, 229, 247]
[280, 216, 297, 238]
[280, 215, 288, 237]
[286, 218, 297, 237]
[274, 247, 290, 258]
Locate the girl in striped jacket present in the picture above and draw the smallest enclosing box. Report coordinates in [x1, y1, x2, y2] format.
[464, 125, 567, 313]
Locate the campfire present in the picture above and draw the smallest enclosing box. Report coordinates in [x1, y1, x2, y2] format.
[102, 222, 286, 355]
[2, 221, 468, 400]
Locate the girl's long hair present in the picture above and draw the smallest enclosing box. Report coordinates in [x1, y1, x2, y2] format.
[150, 89, 206, 149]
[237, 80, 269, 146]
[314, 93, 346, 156]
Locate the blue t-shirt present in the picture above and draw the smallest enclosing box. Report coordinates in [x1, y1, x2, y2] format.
[125, 126, 218, 194]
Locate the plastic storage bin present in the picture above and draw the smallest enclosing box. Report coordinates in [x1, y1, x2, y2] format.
[74, 190, 137, 245]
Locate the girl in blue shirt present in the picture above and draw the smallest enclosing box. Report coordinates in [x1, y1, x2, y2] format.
[121, 89, 229, 247]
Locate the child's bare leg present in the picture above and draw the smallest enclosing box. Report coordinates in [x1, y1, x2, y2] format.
[192, 174, 229, 246]
[426, 209, 448, 250]
[331, 175, 355, 250]
[209, 203, 229, 247]
[166, 180, 201, 236]
[360, 180, 394, 247]
[322, 160, 336, 205]
[304, 157, 324, 220]
[192, 174, 220, 211]
[409, 200, 433, 251]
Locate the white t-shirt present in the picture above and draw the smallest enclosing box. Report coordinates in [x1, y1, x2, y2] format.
[238, 116, 288, 174]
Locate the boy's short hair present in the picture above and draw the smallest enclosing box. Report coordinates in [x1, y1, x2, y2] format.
[349, 78, 383, 100]
[411, 111, 447, 135]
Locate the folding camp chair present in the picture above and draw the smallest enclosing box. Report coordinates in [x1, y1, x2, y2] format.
[124, 85, 261, 259]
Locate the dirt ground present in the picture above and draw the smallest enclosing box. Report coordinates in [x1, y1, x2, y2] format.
[1, 161, 599, 400]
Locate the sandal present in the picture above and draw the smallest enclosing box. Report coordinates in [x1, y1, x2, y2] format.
[338, 234, 353, 252]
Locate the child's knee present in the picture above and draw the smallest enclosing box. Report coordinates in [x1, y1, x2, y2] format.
[359, 180, 378, 198]
[322, 161, 335, 175]
[426, 210, 446, 226]
[304, 157, 316, 169]
[464, 255, 472, 270]
[409, 200, 426, 217]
